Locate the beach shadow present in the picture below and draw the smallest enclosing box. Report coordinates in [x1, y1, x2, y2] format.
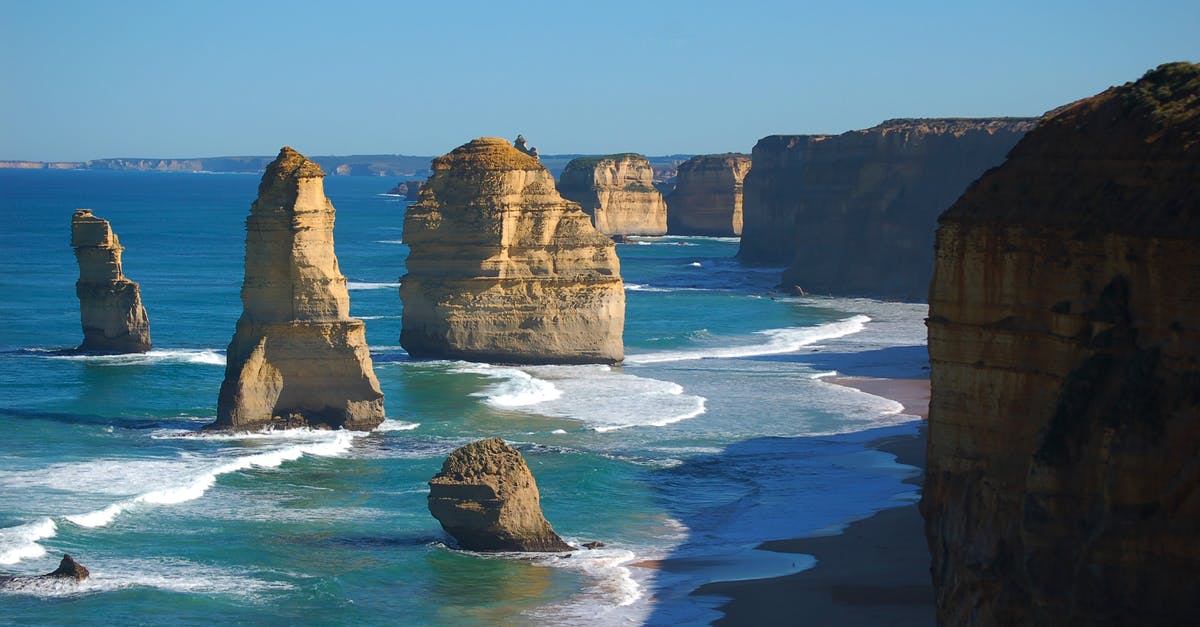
[749, 345, 930, 379]
[0, 406, 186, 431]
[640, 424, 926, 625]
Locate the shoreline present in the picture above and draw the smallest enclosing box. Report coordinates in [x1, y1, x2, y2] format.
[694, 376, 934, 625]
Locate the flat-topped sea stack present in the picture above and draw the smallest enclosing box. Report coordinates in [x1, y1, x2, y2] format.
[666, 153, 751, 236]
[923, 63, 1200, 625]
[557, 153, 668, 236]
[211, 147, 385, 431]
[400, 137, 624, 364]
[71, 209, 151, 353]
[428, 438, 572, 552]
[739, 118, 1034, 300]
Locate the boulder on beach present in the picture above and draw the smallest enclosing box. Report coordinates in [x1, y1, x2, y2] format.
[428, 438, 572, 552]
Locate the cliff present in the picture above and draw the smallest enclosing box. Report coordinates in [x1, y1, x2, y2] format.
[71, 209, 151, 353]
[211, 147, 385, 431]
[428, 438, 572, 552]
[923, 62, 1200, 625]
[400, 137, 624, 364]
[738, 118, 1034, 299]
[665, 153, 751, 236]
[557, 153, 668, 235]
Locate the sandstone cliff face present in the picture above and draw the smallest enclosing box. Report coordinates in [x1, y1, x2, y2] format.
[738, 118, 1034, 300]
[211, 147, 385, 431]
[666, 153, 751, 236]
[400, 137, 624, 365]
[428, 438, 572, 552]
[557, 154, 668, 235]
[71, 209, 151, 353]
[923, 63, 1200, 625]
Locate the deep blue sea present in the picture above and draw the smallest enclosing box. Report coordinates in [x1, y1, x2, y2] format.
[0, 169, 928, 625]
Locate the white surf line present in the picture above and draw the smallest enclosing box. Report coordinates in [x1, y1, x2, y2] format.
[625, 315, 871, 364]
[64, 431, 359, 529]
[0, 518, 58, 565]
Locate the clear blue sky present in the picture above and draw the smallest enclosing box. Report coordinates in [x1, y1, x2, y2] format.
[3, 0, 1197, 161]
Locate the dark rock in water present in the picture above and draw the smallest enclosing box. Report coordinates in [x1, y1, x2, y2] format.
[924, 62, 1200, 625]
[72, 209, 152, 353]
[582, 541, 606, 549]
[428, 438, 572, 552]
[0, 554, 90, 590]
[387, 180, 424, 201]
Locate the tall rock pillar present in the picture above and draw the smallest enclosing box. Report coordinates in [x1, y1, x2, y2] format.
[211, 147, 385, 431]
[71, 209, 151, 353]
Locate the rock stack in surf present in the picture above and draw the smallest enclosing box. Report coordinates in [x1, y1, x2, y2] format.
[428, 438, 572, 552]
[557, 153, 668, 236]
[665, 153, 751, 237]
[210, 147, 385, 431]
[71, 209, 152, 353]
[400, 137, 625, 364]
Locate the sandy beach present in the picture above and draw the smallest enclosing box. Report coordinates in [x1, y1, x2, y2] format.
[695, 377, 934, 626]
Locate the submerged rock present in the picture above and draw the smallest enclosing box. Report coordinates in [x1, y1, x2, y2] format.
[400, 137, 624, 365]
[666, 153, 751, 236]
[71, 209, 151, 352]
[210, 147, 385, 431]
[0, 554, 90, 590]
[924, 62, 1200, 625]
[428, 438, 572, 552]
[558, 153, 668, 235]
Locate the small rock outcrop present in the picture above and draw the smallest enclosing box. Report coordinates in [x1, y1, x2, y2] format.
[924, 62, 1200, 625]
[387, 180, 424, 201]
[400, 137, 624, 364]
[738, 118, 1034, 300]
[428, 438, 572, 552]
[210, 147, 385, 431]
[666, 153, 751, 236]
[0, 554, 90, 590]
[558, 154, 668, 235]
[71, 209, 151, 353]
[513, 134, 539, 160]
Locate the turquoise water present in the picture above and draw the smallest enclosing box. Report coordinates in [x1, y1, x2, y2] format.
[0, 169, 928, 624]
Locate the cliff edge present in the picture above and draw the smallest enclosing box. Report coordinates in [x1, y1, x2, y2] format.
[924, 62, 1200, 625]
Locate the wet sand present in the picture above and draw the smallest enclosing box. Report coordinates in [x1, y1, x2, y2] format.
[695, 377, 934, 625]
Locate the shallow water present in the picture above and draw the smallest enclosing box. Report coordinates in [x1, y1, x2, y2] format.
[0, 169, 927, 624]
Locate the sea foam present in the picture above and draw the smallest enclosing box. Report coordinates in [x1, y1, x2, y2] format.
[40, 349, 226, 366]
[625, 315, 871, 364]
[0, 518, 57, 565]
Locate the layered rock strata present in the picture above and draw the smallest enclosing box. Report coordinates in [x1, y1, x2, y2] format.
[211, 147, 385, 431]
[71, 209, 151, 352]
[428, 438, 572, 552]
[400, 137, 624, 364]
[666, 153, 751, 236]
[738, 118, 1034, 300]
[557, 153, 668, 235]
[923, 62, 1200, 625]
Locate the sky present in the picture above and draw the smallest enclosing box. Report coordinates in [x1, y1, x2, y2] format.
[2, 0, 1198, 161]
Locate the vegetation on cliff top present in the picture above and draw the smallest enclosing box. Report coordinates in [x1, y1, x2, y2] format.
[431, 137, 543, 172]
[1123, 61, 1200, 127]
[257, 146, 325, 195]
[563, 153, 645, 170]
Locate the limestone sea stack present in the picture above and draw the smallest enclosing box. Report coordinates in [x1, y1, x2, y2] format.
[210, 147, 385, 431]
[428, 438, 572, 552]
[71, 209, 152, 353]
[557, 153, 668, 235]
[400, 137, 624, 364]
[738, 118, 1034, 300]
[666, 153, 751, 236]
[923, 62, 1200, 625]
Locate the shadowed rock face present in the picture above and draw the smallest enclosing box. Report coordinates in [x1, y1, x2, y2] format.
[923, 62, 1200, 625]
[210, 147, 385, 431]
[400, 137, 624, 365]
[666, 154, 751, 236]
[558, 154, 668, 235]
[71, 209, 151, 352]
[738, 118, 1033, 300]
[428, 438, 571, 552]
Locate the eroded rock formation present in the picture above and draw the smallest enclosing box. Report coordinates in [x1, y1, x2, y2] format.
[558, 153, 668, 235]
[387, 180, 424, 201]
[428, 438, 572, 552]
[923, 62, 1200, 625]
[738, 118, 1034, 300]
[211, 147, 385, 431]
[0, 554, 90, 590]
[400, 137, 624, 364]
[666, 153, 751, 236]
[71, 209, 151, 352]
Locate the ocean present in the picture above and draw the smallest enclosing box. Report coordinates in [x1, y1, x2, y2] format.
[0, 169, 927, 624]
